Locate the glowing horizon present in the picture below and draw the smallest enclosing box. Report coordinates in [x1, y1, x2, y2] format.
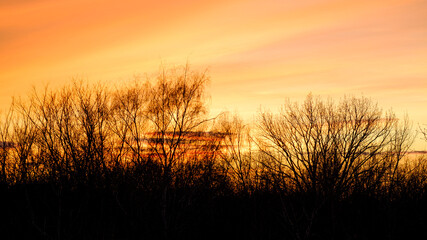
[1, 0, 427, 149]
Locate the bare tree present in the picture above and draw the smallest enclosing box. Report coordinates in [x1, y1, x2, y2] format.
[145, 65, 210, 174]
[257, 94, 413, 198]
[256, 94, 414, 239]
[8, 99, 39, 184]
[0, 106, 13, 183]
[217, 113, 258, 193]
[19, 86, 67, 183]
[110, 79, 151, 169]
[72, 81, 112, 185]
[142, 65, 213, 237]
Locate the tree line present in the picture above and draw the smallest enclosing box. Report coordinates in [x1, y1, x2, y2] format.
[1, 65, 426, 239]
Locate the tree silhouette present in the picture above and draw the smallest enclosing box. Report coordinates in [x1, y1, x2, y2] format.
[257, 94, 412, 198]
[256, 94, 414, 238]
[0, 65, 426, 240]
[217, 113, 259, 193]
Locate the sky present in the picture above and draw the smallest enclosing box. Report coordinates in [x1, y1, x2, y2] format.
[1, 0, 427, 148]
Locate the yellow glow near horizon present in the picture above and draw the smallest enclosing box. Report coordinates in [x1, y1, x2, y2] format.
[1, 0, 427, 149]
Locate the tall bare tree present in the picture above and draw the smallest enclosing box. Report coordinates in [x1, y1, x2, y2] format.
[143, 65, 212, 237]
[110, 79, 151, 168]
[145, 65, 210, 178]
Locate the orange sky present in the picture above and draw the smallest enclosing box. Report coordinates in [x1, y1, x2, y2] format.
[1, 0, 427, 148]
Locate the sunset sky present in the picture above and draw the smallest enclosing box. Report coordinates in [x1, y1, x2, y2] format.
[1, 0, 427, 147]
